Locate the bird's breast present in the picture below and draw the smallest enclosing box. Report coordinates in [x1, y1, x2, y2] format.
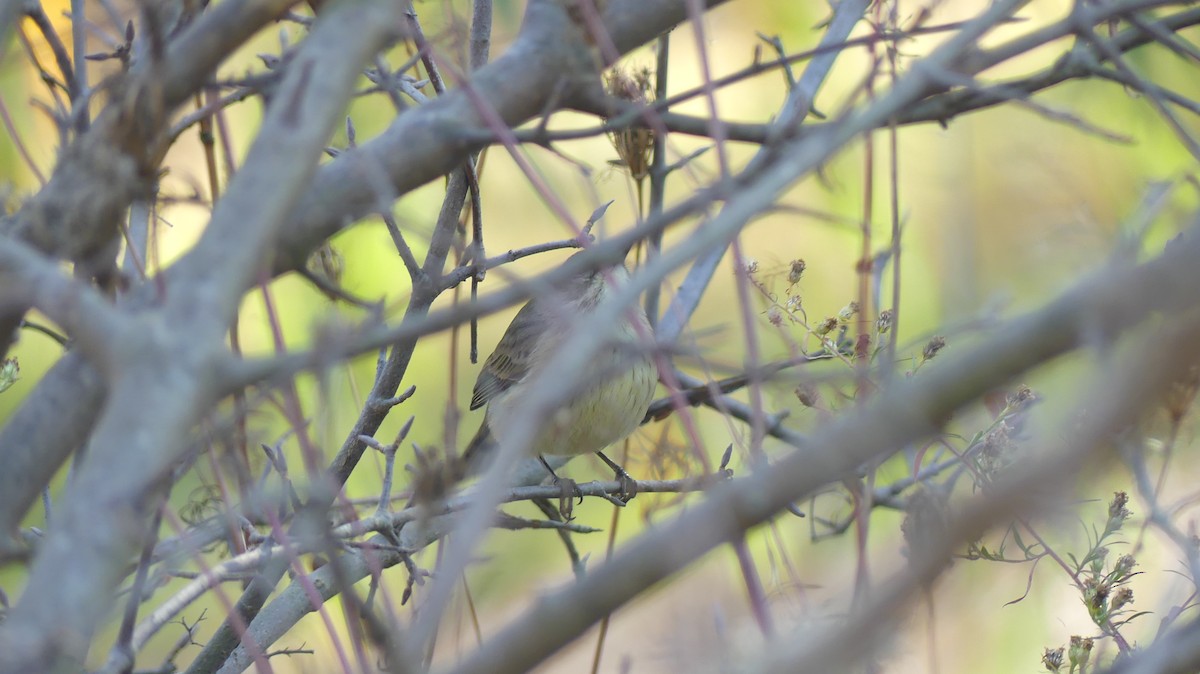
[489, 349, 657, 457]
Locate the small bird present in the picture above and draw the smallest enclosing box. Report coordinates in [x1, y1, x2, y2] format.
[461, 253, 657, 509]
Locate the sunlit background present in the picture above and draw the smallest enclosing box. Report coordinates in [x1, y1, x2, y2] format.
[3, 0, 1200, 671]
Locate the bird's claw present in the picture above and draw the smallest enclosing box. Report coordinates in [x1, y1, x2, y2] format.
[614, 468, 639, 503]
[554, 477, 583, 520]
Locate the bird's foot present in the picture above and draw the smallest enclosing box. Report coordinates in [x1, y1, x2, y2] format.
[553, 476, 583, 520]
[613, 467, 639, 503]
[597, 451, 639, 503]
[539, 455, 583, 519]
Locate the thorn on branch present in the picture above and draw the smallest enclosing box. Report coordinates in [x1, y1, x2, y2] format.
[265, 643, 315, 660]
[756, 32, 797, 89]
[399, 551, 430, 605]
[662, 145, 711, 177]
[373, 385, 417, 411]
[585, 199, 614, 235]
[85, 20, 134, 66]
[492, 512, 603, 534]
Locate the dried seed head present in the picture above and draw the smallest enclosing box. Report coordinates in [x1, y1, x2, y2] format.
[1042, 647, 1064, 672]
[604, 67, 655, 181]
[605, 65, 650, 102]
[982, 422, 1012, 456]
[1113, 554, 1136, 579]
[1110, 587, 1134, 612]
[1068, 636, 1093, 667]
[854, 333, 871, 360]
[794, 383, 818, 407]
[978, 423, 1016, 479]
[815, 317, 837, 336]
[1109, 491, 1131, 525]
[787, 259, 806, 285]
[306, 242, 344, 286]
[876, 309, 894, 334]
[837, 301, 860, 323]
[901, 488, 948, 563]
[1164, 363, 1200, 422]
[767, 306, 783, 327]
[407, 446, 458, 507]
[0, 358, 18, 394]
[1007, 384, 1036, 410]
[1085, 577, 1109, 622]
[922, 335, 946, 361]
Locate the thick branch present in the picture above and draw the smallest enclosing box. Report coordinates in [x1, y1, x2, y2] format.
[0, 0, 733, 540]
[754, 313, 1200, 674]
[0, 1, 402, 669]
[442, 211, 1200, 674]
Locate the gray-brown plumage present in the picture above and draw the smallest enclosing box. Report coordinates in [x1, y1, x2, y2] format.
[461, 258, 657, 481]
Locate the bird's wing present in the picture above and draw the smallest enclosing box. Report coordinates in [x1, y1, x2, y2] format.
[470, 300, 542, 410]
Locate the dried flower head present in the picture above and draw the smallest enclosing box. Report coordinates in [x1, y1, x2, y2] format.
[837, 301, 860, 323]
[876, 309, 893, 334]
[901, 487, 948, 563]
[408, 445, 458, 507]
[922, 335, 946, 361]
[1042, 647, 1064, 672]
[785, 295, 802, 313]
[1113, 553, 1136, 579]
[306, 242, 344, 287]
[1007, 384, 1036, 409]
[1110, 587, 1134, 612]
[854, 333, 871, 360]
[1109, 491, 1131, 525]
[794, 383, 819, 407]
[815, 317, 838, 336]
[787, 259, 806, 285]
[767, 306, 783, 327]
[978, 421, 1017, 479]
[1085, 577, 1114, 625]
[1164, 363, 1200, 422]
[1068, 636, 1093, 668]
[0, 358, 18, 394]
[1084, 576, 1109, 619]
[604, 67, 655, 181]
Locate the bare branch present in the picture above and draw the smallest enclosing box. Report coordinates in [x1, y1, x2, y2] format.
[444, 211, 1200, 674]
